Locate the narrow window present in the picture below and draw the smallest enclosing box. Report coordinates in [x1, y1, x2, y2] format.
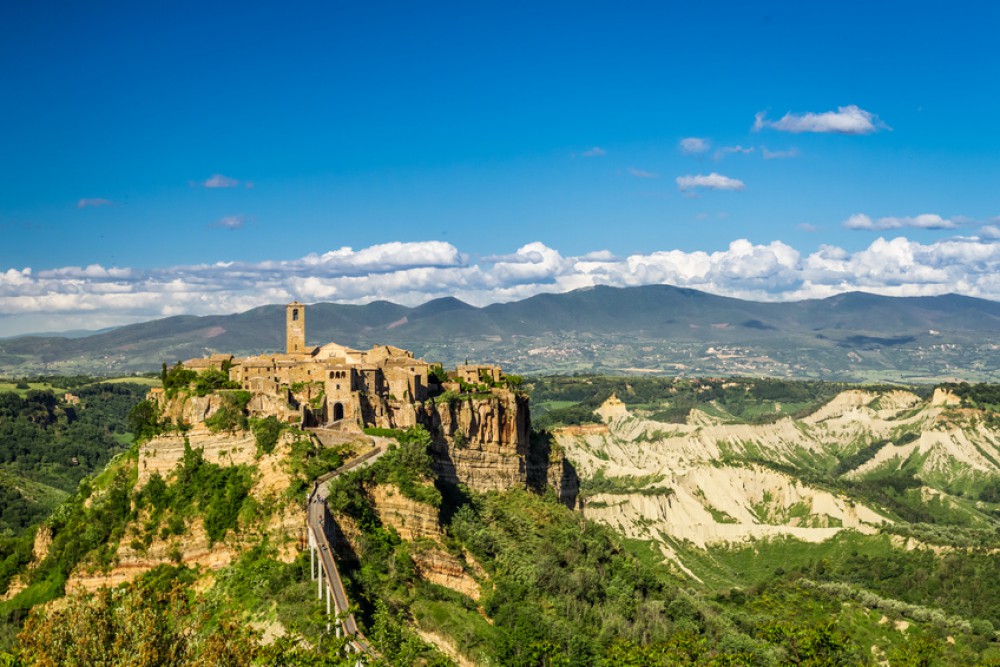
[293, 309, 299, 321]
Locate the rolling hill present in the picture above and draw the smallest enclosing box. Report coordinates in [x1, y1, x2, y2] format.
[3, 285, 1000, 380]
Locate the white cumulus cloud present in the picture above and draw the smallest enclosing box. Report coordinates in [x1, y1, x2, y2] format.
[754, 105, 888, 134]
[628, 167, 658, 179]
[213, 215, 246, 230]
[676, 172, 746, 192]
[3, 236, 1000, 336]
[714, 145, 754, 160]
[762, 147, 800, 159]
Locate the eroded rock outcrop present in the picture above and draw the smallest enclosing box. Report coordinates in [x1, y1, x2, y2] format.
[151, 390, 225, 427]
[371, 484, 443, 542]
[64, 426, 313, 593]
[138, 427, 257, 486]
[421, 391, 531, 493]
[357, 387, 577, 502]
[367, 484, 483, 600]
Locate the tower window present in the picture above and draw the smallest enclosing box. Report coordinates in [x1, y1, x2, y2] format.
[293, 309, 299, 321]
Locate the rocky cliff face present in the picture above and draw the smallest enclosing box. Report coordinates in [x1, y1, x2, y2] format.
[420, 391, 531, 493]
[358, 387, 577, 503]
[138, 427, 257, 486]
[151, 384, 577, 503]
[153, 391, 225, 426]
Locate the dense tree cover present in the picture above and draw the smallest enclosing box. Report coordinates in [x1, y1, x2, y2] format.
[0, 459, 136, 638]
[0, 383, 148, 533]
[0, 482, 46, 534]
[448, 491, 716, 665]
[802, 548, 1000, 630]
[714, 580, 996, 667]
[328, 471, 970, 666]
[3, 566, 362, 667]
[1, 375, 154, 391]
[326, 426, 441, 510]
[939, 382, 1000, 410]
[126, 400, 164, 442]
[161, 363, 197, 397]
[284, 434, 349, 497]
[5, 377, 1000, 665]
[205, 391, 252, 433]
[1, 439, 252, 633]
[326, 432, 920, 665]
[161, 363, 240, 399]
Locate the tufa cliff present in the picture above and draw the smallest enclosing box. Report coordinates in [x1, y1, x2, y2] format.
[164, 300, 577, 502]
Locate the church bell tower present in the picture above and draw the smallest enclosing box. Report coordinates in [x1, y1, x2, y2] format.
[286, 301, 305, 354]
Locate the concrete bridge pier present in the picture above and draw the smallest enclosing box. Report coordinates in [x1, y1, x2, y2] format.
[309, 533, 316, 580]
[326, 582, 332, 633]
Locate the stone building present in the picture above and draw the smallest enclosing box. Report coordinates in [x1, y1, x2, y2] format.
[187, 302, 436, 429]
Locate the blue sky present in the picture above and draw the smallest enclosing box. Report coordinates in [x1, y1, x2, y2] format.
[2, 1, 1000, 335]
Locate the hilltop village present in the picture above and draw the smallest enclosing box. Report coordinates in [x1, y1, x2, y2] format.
[147, 302, 575, 499]
[158, 301, 508, 432]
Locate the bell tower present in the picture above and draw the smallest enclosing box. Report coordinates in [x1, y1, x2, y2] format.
[286, 301, 306, 354]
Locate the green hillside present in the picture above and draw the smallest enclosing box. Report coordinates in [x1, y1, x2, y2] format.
[0, 381, 149, 535]
[2, 377, 1000, 665]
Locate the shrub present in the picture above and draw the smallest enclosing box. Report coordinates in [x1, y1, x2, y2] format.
[162, 363, 197, 396]
[127, 400, 163, 442]
[193, 368, 239, 396]
[363, 427, 405, 439]
[205, 392, 250, 433]
[250, 416, 283, 456]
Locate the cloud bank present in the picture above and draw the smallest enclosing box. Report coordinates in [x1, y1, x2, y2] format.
[3, 235, 1000, 335]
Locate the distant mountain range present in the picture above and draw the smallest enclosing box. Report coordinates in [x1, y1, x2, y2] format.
[3, 285, 1000, 381]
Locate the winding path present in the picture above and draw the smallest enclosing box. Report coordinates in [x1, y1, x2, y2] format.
[306, 438, 388, 658]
